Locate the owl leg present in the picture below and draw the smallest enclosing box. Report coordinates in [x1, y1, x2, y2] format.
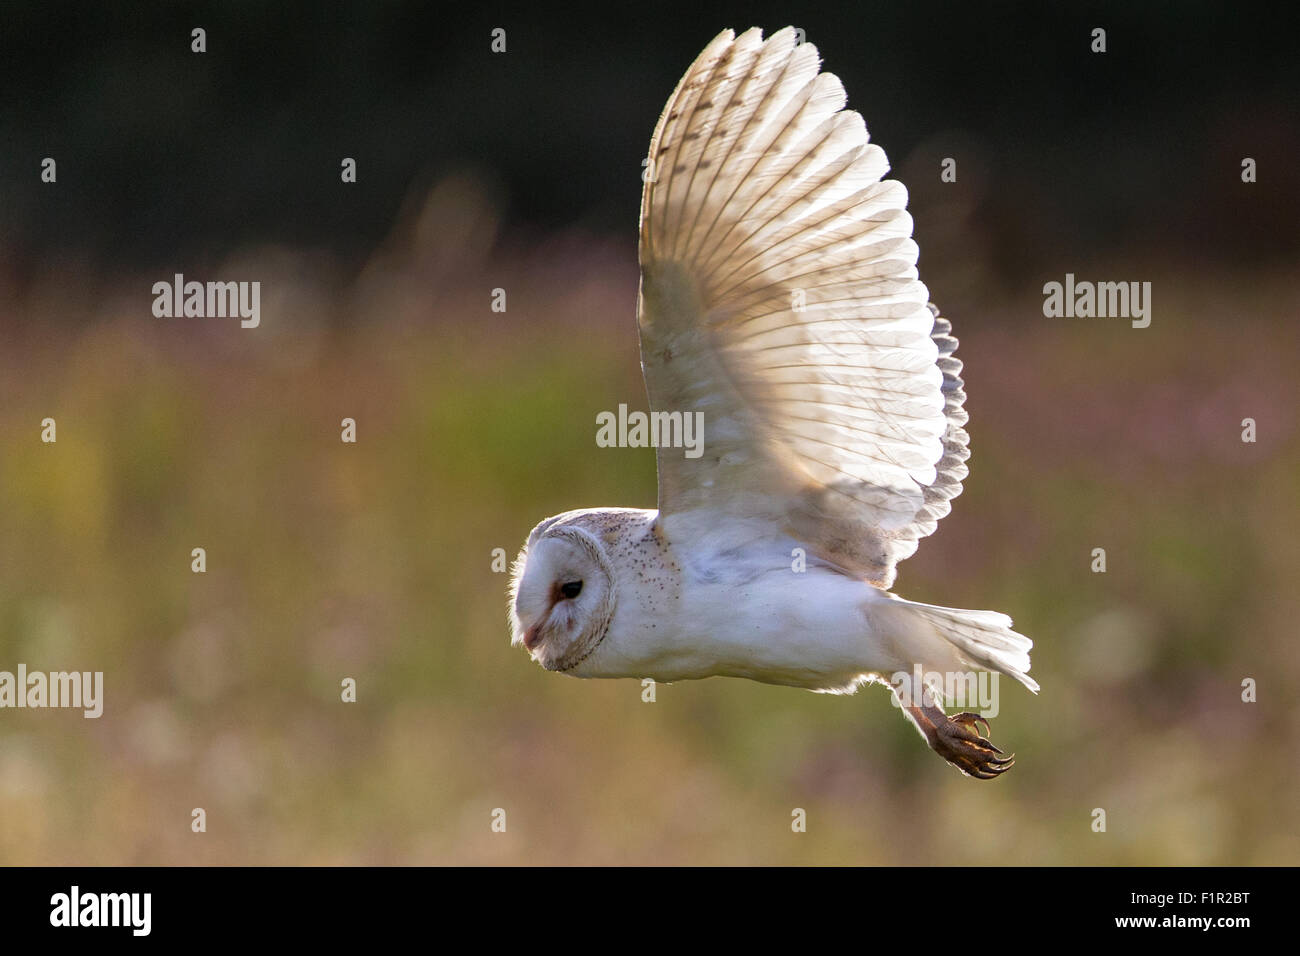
[898, 682, 1015, 779]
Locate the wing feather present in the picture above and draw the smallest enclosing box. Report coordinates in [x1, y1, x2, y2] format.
[638, 27, 971, 587]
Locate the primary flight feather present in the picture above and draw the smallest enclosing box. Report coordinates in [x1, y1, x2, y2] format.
[510, 26, 1037, 778]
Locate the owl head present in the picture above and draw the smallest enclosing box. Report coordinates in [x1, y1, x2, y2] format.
[509, 517, 617, 672]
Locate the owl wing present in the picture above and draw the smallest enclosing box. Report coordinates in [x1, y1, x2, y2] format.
[637, 27, 969, 588]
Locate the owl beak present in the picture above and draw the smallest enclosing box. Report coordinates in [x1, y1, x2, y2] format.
[522, 623, 544, 650]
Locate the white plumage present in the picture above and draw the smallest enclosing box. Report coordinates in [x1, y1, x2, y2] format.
[510, 27, 1037, 778]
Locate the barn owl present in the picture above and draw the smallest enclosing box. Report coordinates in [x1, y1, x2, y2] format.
[510, 26, 1038, 778]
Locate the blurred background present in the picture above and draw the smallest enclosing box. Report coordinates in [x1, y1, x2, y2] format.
[1, 1, 1298, 864]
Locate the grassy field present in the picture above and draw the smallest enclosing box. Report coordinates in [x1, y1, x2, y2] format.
[1, 187, 1297, 864]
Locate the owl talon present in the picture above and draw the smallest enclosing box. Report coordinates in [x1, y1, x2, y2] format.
[905, 701, 1016, 779]
[949, 711, 993, 740]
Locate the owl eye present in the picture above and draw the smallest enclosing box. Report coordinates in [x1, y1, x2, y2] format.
[559, 580, 583, 600]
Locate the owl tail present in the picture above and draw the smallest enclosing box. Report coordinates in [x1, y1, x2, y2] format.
[895, 599, 1040, 694]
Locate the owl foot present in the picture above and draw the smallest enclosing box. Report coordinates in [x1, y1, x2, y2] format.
[904, 702, 1015, 780]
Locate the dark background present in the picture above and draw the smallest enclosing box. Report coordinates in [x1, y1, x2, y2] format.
[3, 1, 1297, 278]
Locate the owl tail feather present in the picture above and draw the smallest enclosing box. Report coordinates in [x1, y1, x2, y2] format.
[896, 599, 1040, 694]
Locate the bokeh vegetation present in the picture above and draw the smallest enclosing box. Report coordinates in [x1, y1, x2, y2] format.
[1, 175, 1296, 864]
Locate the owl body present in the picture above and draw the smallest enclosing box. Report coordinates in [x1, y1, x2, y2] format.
[508, 27, 1037, 777]
[597, 549, 903, 691]
[512, 507, 962, 692]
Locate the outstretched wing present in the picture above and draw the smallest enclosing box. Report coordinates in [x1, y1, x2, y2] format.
[637, 26, 969, 588]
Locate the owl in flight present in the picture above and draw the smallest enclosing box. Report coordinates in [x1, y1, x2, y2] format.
[510, 27, 1037, 778]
